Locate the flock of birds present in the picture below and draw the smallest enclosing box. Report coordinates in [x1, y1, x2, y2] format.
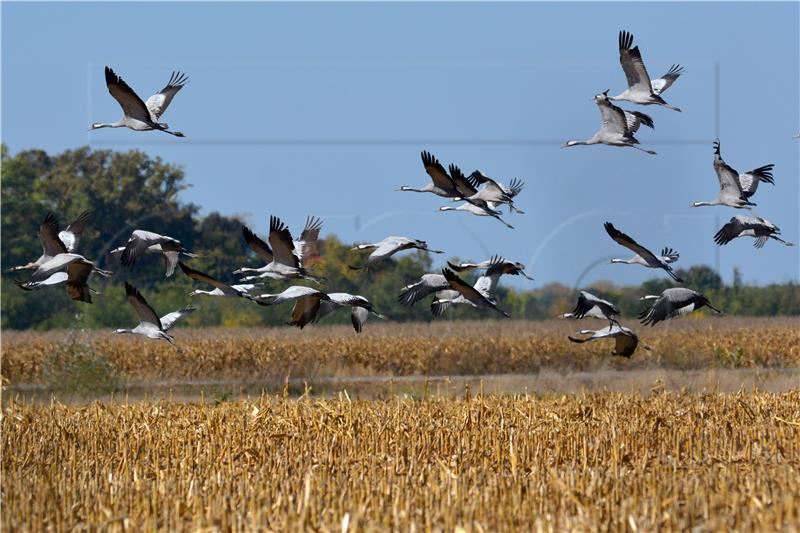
[6, 31, 798, 357]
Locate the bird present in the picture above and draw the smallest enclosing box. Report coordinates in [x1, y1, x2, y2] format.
[15, 259, 103, 303]
[112, 230, 196, 277]
[467, 171, 525, 213]
[90, 67, 187, 137]
[432, 267, 510, 318]
[179, 262, 267, 304]
[26, 253, 112, 285]
[447, 257, 534, 280]
[691, 142, 768, 208]
[6, 212, 92, 272]
[611, 246, 680, 267]
[114, 283, 196, 345]
[396, 151, 462, 198]
[349, 237, 444, 272]
[569, 324, 643, 358]
[399, 256, 531, 309]
[234, 216, 323, 282]
[312, 293, 387, 332]
[562, 91, 656, 155]
[256, 286, 331, 329]
[605, 222, 682, 282]
[638, 287, 721, 326]
[561, 291, 620, 326]
[438, 202, 514, 229]
[713, 216, 794, 248]
[398, 273, 449, 306]
[611, 30, 683, 111]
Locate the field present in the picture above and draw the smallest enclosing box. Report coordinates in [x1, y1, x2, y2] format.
[3, 392, 800, 531]
[3, 318, 800, 531]
[4, 318, 800, 392]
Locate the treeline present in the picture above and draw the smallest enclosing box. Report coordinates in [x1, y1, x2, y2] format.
[2, 145, 798, 330]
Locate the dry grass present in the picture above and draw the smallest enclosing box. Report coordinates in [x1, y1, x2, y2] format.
[3, 391, 799, 532]
[3, 318, 799, 385]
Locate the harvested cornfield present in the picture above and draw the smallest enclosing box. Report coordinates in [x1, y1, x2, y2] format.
[3, 391, 799, 531]
[3, 318, 799, 386]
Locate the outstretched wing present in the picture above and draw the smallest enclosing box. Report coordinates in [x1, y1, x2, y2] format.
[105, 66, 152, 123]
[604, 222, 659, 263]
[651, 64, 684, 95]
[59, 210, 92, 252]
[421, 151, 454, 191]
[290, 294, 326, 329]
[448, 164, 479, 198]
[618, 30, 654, 94]
[624, 110, 655, 134]
[597, 99, 630, 136]
[295, 216, 323, 261]
[39, 213, 68, 257]
[738, 164, 774, 199]
[268, 216, 300, 268]
[145, 70, 188, 120]
[178, 261, 231, 291]
[713, 216, 750, 246]
[160, 305, 197, 331]
[242, 225, 274, 263]
[712, 141, 747, 199]
[125, 282, 162, 329]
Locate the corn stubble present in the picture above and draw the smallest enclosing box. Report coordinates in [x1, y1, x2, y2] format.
[3, 391, 799, 532]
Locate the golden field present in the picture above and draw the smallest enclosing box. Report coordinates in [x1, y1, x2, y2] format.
[3, 318, 800, 386]
[3, 391, 799, 532]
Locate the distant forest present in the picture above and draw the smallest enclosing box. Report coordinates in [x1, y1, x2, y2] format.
[2, 145, 798, 330]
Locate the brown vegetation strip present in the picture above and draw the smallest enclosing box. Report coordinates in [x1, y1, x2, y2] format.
[3, 318, 799, 384]
[3, 391, 799, 531]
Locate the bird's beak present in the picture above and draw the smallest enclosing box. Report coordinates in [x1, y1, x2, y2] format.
[522, 272, 534, 281]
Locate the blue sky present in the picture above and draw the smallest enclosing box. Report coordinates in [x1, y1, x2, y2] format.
[3, 1, 798, 288]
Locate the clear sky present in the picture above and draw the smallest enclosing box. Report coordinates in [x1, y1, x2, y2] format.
[3, 1, 799, 288]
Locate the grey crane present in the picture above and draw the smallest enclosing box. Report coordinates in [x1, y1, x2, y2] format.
[714, 216, 794, 248]
[432, 267, 510, 318]
[562, 91, 656, 155]
[257, 286, 331, 329]
[639, 287, 721, 326]
[234, 216, 323, 282]
[612, 31, 683, 111]
[114, 283, 196, 345]
[438, 202, 514, 229]
[90, 67, 187, 137]
[438, 165, 515, 228]
[691, 142, 772, 208]
[397, 151, 462, 198]
[349, 236, 444, 272]
[467, 171, 525, 214]
[561, 291, 620, 326]
[611, 246, 679, 267]
[179, 262, 267, 305]
[6, 211, 92, 272]
[605, 222, 682, 282]
[16, 260, 102, 304]
[112, 229, 196, 277]
[569, 324, 643, 358]
[27, 253, 112, 285]
[311, 293, 387, 333]
[447, 257, 534, 280]
[399, 256, 531, 308]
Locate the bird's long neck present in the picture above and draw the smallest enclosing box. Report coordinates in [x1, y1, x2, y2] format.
[114, 328, 132, 334]
[610, 258, 632, 264]
[398, 186, 423, 193]
[692, 201, 715, 207]
[93, 120, 126, 129]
